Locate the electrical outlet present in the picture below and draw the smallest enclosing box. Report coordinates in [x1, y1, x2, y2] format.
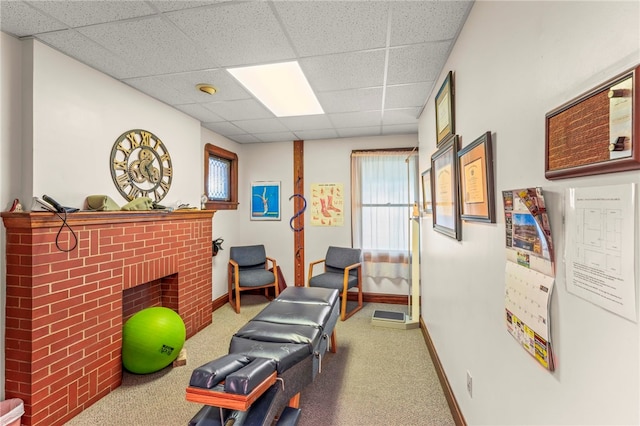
[466, 371, 473, 398]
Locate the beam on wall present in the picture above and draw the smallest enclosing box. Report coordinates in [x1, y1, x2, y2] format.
[293, 140, 305, 286]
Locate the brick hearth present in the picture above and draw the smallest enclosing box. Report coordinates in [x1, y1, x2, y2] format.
[1, 210, 215, 426]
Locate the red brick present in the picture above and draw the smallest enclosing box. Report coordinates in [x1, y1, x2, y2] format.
[2, 212, 213, 425]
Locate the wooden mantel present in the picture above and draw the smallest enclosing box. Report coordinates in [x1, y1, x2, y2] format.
[1, 209, 214, 228]
[1, 209, 215, 426]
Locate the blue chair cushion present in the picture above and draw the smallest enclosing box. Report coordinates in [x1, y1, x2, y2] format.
[308, 271, 359, 290]
[237, 269, 275, 287]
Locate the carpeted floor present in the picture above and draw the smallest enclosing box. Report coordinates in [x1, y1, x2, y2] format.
[64, 295, 454, 426]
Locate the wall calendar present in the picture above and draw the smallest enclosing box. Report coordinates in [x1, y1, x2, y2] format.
[503, 188, 555, 371]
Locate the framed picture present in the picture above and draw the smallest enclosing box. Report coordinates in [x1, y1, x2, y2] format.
[431, 135, 461, 240]
[458, 131, 495, 222]
[435, 71, 455, 146]
[421, 168, 432, 214]
[545, 64, 640, 179]
[250, 181, 281, 220]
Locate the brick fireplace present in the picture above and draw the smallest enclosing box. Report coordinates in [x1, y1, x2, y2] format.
[1, 210, 215, 426]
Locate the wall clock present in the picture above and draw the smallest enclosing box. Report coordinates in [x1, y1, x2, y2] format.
[110, 129, 173, 203]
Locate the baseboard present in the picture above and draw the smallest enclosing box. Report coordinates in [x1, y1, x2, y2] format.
[212, 294, 228, 311]
[348, 291, 415, 305]
[419, 316, 466, 426]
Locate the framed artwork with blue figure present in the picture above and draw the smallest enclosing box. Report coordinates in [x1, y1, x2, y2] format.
[251, 181, 281, 220]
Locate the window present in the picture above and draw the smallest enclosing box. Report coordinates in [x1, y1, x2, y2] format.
[351, 149, 419, 279]
[204, 143, 238, 210]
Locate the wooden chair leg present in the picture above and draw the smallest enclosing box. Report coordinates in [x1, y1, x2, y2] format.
[288, 393, 301, 408]
[228, 266, 233, 306]
[330, 329, 337, 354]
[235, 283, 241, 314]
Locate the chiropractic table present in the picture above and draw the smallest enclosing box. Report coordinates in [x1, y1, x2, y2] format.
[186, 286, 340, 426]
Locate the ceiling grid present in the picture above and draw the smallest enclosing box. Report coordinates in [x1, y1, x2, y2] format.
[0, 0, 473, 143]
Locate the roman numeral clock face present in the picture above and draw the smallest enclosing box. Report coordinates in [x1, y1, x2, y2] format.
[110, 129, 173, 203]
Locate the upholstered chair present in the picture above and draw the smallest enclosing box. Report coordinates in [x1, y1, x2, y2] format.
[307, 246, 363, 321]
[228, 245, 279, 313]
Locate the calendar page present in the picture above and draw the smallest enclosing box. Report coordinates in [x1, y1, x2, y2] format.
[505, 262, 555, 369]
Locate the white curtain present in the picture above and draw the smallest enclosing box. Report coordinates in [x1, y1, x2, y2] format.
[351, 149, 418, 280]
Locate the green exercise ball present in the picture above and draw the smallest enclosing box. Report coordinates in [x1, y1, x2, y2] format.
[122, 307, 186, 374]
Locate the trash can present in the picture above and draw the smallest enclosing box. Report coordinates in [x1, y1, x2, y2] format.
[0, 398, 24, 426]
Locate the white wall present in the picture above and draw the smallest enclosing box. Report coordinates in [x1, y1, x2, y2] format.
[1, 32, 26, 402]
[209, 134, 417, 298]
[304, 134, 418, 294]
[0, 36, 212, 399]
[201, 128, 244, 299]
[30, 41, 203, 208]
[418, 2, 640, 424]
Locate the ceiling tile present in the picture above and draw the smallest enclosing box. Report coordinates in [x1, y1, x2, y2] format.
[2, 0, 472, 144]
[0, 1, 66, 37]
[301, 50, 386, 92]
[28, 1, 155, 28]
[382, 123, 419, 135]
[382, 108, 421, 126]
[174, 104, 225, 123]
[390, 1, 473, 46]
[386, 42, 451, 85]
[254, 131, 297, 143]
[165, 2, 296, 67]
[154, 70, 251, 103]
[385, 83, 433, 109]
[203, 99, 273, 121]
[329, 111, 383, 129]
[78, 16, 218, 77]
[232, 118, 288, 134]
[202, 121, 246, 136]
[317, 87, 383, 114]
[124, 76, 194, 105]
[293, 128, 339, 141]
[274, 1, 389, 56]
[228, 134, 262, 144]
[336, 126, 382, 138]
[278, 114, 334, 132]
[149, 0, 232, 13]
[318, 87, 382, 113]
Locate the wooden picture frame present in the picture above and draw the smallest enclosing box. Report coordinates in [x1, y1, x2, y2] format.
[545, 65, 640, 179]
[431, 135, 460, 240]
[458, 131, 495, 222]
[435, 71, 455, 146]
[250, 181, 281, 220]
[421, 168, 432, 214]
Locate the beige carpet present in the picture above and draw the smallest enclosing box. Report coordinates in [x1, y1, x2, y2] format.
[65, 296, 454, 426]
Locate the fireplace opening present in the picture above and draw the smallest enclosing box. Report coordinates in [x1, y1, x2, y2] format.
[122, 273, 179, 323]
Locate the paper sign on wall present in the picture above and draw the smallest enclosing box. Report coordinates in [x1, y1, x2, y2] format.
[564, 184, 637, 322]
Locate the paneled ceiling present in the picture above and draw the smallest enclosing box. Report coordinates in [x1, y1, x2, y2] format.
[1, 0, 473, 143]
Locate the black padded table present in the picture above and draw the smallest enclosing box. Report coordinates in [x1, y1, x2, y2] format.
[186, 286, 340, 426]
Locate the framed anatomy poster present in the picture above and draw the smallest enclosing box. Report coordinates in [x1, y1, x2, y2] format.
[310, 183, 344, 226]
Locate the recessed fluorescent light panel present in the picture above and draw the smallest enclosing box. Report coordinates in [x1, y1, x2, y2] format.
[228, 61, 324, 117]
